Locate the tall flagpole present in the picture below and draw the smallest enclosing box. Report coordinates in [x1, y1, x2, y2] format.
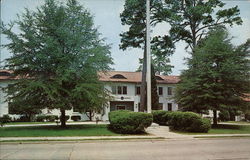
[146, 0, 151, 113]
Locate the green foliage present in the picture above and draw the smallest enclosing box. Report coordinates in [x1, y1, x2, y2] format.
[108, 110, 153, 134]
[169, 112, 211, 133]
[8, 103, 41, 121]
[0, 125, 119, 137]
[1, 0, 113, 127]
[152, 111, 211, 132]
[71, 115, 81, 121]
[120, 0, 174, 74]
[152, 110, 172, 125]
[219, 110, 230, 122]
[162, 0, 242, 51]
[0, 115, 12, 126]
[151, 65, 159, 110]
[245, 112, 250, 121]
[45, 115, 58, 122]
[60, 115, 70, 121]
[36, 115, 47, 122]
[175, 27, 250, 125]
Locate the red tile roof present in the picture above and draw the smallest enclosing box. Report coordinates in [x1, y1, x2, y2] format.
[0, 70, 180, 84]
[98, 71, 180, 84]
[0, 70, 17, 80]
[243, 94, 250, 102]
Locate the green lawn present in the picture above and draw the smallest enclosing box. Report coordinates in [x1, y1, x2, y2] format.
[5, 122, 54, 125]
[0, 124, 120, 137]
[175, 124, 250, 135]
[224, 121, 250, 125]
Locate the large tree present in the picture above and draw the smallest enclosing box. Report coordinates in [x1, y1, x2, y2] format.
[1, 0, 113, 127]
[120, 0, 174, 111]
[160, 0, 242, 52]
[175, 27, 250, 125]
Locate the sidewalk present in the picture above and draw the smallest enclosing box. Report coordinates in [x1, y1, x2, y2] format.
[146, 125, 250, 139]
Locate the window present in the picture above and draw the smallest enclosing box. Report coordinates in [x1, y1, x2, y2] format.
[123, 86, 127, 94]
[168, 103, 172, 111]
[158, 87, 163, 96]
[136, 86, 140, 95]
[117, 105, 126, 110]
[112, 86, 127, 95]
[111, 74, 127, 79]
[159, 103, 163, 110]
[167, 87, 172, 95]
[112, 86, 116, 94]
[118, 86, 122, 94]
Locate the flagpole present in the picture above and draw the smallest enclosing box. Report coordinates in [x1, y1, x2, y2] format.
[146, 0, 151, 113]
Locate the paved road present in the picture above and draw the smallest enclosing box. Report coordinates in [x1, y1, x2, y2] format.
[1, 138, 250, 160]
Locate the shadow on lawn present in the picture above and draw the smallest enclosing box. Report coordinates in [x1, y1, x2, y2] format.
[212, 124, 241, 130]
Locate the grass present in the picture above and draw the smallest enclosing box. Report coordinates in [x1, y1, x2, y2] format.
[0, 124, 121, 137]
[224, 121, 250, 124]
[5, 122, 54, 125]
[174, 124, 250, 135]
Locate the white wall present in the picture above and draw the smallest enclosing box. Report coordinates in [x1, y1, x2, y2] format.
[0, 80, 11, 116]
[0, 80, 179, 120]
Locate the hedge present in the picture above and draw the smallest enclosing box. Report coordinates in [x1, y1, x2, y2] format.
[36, 115, 47, 122]
[169, 112, 211, 133]
[36, 115, 58, 122]
[219, 110, 230, 122]
[46, 115, 58, 122]
[152, 110, 173, 125]
[152, 111, 211, 133]
[108, 110, 153, 134]
[0, 115, 11, 126]
[71, 115, 81, 121]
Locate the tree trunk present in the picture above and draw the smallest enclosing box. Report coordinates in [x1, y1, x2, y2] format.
[89, 110, 93, 121]
[151, 64, 159, 110]
[60, 109, 66, 127]
[213, 110, 218, 126]
[140, 44, 147, 112]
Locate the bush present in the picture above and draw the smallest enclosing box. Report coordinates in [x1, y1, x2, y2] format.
[219, 110, 230, 121]
[71, 115, 81, 121]
[45, 115, 58, 122]
[60, 115, 70, 121]
[169, 112, 211, 133]
[0, 115, 11, 126]
[108, 110, 153, 134]
[245, 113, 250, 121]
[152, 110, 173, 125]
[14, 116, 30, 122]
[36, 115, 47, 122]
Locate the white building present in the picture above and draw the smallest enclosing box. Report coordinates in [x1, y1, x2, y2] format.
[0, 70, 180, 121]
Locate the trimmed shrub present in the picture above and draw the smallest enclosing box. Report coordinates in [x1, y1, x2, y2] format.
[60, 115, 70, 121]
[45, 115, 58, 122]
[245, 113, 250, 121]
[219, 110, 230, 121]
[152, 110, 173, 125]
[0, 115, 11, 126]
[108, 110, 153, 134]
[71, 115, 81, 121]
[15, 116, 30, 122]
[36, 115, 47, 122]
[169, 112, 211, 133]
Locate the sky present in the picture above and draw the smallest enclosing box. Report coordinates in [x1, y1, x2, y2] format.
[1, 0, 250, 75]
